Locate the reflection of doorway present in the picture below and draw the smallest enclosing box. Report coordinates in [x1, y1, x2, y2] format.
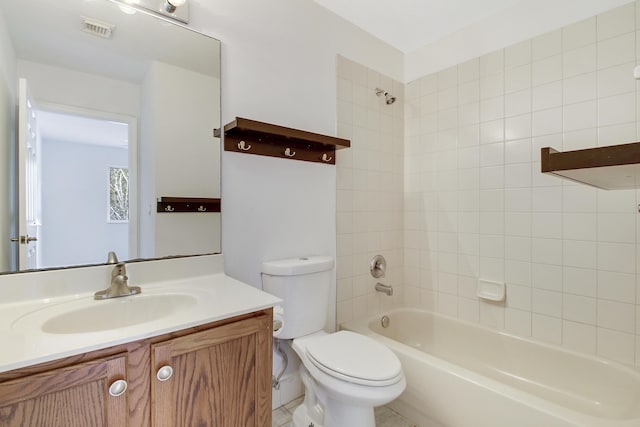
[35, 106, 137, 268]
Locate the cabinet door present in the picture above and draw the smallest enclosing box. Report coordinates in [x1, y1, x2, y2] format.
[151, 314, 272, 427]
[0, 354, 128, 427]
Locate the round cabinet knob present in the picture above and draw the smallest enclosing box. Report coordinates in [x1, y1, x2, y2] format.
[108, 379, 128, 397]
[156, 365, 174, 382]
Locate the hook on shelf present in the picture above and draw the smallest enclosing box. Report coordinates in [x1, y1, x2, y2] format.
[322, 153, 333, 162]
[284, 147, 296, 157]
[238, 140, 252, 151]
[157, 197, 221, 213]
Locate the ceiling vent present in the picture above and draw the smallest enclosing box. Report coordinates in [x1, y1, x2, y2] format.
[81, 17, 115, 39]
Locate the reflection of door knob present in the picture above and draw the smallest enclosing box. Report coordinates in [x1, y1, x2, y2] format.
[10, 235, 37, 244]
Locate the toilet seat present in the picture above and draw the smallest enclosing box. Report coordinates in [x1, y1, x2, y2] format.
[304, 331, 402, 387]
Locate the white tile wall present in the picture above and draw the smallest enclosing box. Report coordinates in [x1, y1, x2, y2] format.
[336, 2, 640, 367]
[403, 1, 640, 366]
[335, 56, 405, 325]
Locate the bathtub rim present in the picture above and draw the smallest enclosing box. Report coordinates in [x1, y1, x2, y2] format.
[341, 307, 640, 427]
[341, 307, 640, 376]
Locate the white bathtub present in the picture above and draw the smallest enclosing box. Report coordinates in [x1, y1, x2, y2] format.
[342, 308, 640, 427]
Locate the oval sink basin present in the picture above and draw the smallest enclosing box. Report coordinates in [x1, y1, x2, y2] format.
[13, 293, 199, 334]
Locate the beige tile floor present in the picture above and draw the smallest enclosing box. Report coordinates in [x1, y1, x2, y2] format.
[272, 396, 418, 427]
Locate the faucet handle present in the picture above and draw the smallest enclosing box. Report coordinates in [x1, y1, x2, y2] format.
[112, 262, 127, 277]
[106, 251, 119, 264]
[370, 255, 386, 279]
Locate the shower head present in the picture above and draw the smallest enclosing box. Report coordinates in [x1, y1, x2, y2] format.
[375, 88, 396, 105]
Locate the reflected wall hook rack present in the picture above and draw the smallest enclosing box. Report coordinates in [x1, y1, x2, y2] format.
[157, 197, 221, 213]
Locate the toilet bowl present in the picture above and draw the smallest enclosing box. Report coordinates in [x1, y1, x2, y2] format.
[291, 331, 406, 427]
[261, 256, 406, 427]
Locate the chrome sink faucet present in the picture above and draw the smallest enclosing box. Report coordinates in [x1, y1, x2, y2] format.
[94, 252, 141, 300]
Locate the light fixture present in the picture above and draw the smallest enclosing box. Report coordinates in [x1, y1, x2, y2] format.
[163, 0, 186, 14]
[116, 0, 189, 24]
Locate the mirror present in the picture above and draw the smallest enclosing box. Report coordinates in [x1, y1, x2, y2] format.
[0, 0, 221, 273]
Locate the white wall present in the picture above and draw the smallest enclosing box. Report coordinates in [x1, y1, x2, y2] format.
[40, 139, 128, 267]
[139, 69, 155, 258]
[0, 10, 16, 271]
[185, 0, 402, 293]
[193, 0, 403, 130]
[16, 60, 140, 117]
[181, 0, 403, 408]
[404, 2, 640, 366]
[139, 61, 221, 258]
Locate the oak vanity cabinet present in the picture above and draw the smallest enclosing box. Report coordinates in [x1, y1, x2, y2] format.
[0, 354, 128, 426]
[0, 310, 272, 427]
[152, 314, 272, 426]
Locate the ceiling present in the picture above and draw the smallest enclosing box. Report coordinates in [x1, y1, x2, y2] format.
[313, 0, 524, 53]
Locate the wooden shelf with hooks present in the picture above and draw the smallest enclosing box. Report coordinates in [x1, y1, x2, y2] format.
[214, 117, 350, 164]
[157, 197, 221, 213]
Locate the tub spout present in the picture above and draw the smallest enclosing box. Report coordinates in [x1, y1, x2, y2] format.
[375, 282, 393, 296]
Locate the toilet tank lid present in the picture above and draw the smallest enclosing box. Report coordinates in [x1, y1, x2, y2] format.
[261, 256, 334, 276]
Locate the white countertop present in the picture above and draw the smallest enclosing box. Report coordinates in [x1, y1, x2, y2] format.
[0, 267, 280, 373]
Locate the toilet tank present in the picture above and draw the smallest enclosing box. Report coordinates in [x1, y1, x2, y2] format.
[261, 256, 334, 339]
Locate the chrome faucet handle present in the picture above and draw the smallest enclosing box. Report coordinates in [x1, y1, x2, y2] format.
[370, 255, 387, 278]
[111, 262, 127, 277]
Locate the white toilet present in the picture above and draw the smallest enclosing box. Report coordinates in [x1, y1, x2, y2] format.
[262, 256, 406, 427]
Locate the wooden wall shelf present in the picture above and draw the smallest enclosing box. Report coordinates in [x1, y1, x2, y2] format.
[214, 117, 350, 165]
[157, 197, 221, 213]
[541, 143, 640, 190]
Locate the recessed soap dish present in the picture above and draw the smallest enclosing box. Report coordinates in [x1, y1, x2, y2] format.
[477, 279, 506, 302]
